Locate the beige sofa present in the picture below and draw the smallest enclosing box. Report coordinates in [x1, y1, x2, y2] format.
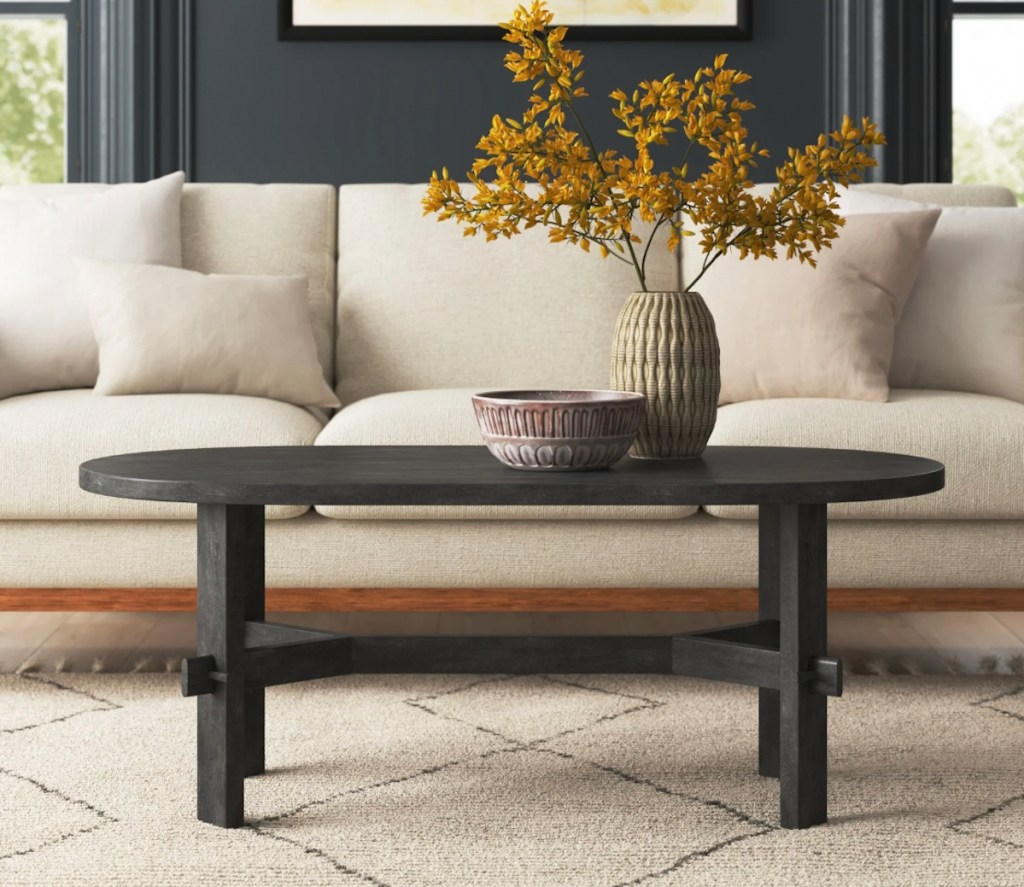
[0, 181, 1020, 611]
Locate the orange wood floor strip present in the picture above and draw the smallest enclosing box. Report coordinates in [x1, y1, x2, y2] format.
[0, 587, 1021, 612]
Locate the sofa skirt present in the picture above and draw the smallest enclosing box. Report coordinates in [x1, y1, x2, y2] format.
[1, 513, 1022, 590]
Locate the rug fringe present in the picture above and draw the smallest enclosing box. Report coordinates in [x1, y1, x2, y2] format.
[863, 658, 889, 676]
[979, 655, 1000, 675]
[8, 652, 1024, 676]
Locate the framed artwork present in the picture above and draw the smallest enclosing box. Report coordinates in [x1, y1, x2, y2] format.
[278, 0, 752, 41]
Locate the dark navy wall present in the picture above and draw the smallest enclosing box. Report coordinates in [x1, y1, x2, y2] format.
[193, 0, 828, 185]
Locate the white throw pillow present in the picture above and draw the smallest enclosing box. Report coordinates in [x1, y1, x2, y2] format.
[79, 260, 340, 409]
[691, 210, 941, 404]
[0, 172, 184, 400]
[840, 190, 1024, 403]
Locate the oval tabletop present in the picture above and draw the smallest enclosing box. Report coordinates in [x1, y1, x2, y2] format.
[79, 445, 944, 508]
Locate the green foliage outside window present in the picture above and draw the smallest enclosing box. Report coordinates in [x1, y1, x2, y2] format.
[0, 17, 66, 184]
[954, 106, 1024, 204]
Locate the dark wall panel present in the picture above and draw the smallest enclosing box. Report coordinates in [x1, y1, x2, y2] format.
[193, 0, 828, 186]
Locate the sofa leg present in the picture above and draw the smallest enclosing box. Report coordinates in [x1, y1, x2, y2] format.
[195, 504, 265, 827]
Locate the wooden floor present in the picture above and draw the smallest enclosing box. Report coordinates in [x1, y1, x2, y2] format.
[1, 611, 1023, 675]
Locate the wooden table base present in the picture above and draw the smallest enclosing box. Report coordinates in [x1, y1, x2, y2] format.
[182, 502, 842, 831]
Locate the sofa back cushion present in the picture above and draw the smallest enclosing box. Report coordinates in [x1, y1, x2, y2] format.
[853, 182, 1016, 207]
[679, 179, 1015, 303]
[0, 181, 338, 386]
[334, 184, 678, 406]
[681, 181, 1015, 235]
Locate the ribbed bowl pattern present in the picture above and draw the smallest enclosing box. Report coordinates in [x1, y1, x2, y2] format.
[610, 291, 721, 459]
[474, 402, 642, 439]
[472, 391, 644, 471]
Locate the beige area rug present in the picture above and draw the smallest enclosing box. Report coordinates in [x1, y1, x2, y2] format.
[2, 674, 1024, 886]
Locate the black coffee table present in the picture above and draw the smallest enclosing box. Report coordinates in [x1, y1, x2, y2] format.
[80, 445, 943, 830]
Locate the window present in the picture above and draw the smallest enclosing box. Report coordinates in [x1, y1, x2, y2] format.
[952, 1, 1024, 201]
[0, 0, 79, 184]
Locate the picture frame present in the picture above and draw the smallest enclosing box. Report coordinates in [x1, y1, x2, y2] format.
[277, 0, 752, 41]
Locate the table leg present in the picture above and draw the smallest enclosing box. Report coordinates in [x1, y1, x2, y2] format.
[196, 503, 264, 828]
[757, 504, 780, 779]
[776, 503, 828, 829]
[244, 514, 266, 778]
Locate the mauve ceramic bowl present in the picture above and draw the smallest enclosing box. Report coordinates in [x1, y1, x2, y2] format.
[472, 390, 645, 471]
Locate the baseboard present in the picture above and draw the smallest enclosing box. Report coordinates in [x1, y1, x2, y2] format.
[0, 587, 1021, 612]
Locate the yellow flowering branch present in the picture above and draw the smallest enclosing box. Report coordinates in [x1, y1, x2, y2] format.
[423, 1, 886, 292]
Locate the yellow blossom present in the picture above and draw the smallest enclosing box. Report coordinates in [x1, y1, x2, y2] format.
[423, 1, 885, 291]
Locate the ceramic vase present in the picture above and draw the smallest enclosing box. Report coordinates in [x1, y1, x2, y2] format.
[610, 290, 721, 459]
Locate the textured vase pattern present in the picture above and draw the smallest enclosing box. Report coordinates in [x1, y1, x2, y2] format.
[473, 396, 644, 471]
[611, 291, 721, 459]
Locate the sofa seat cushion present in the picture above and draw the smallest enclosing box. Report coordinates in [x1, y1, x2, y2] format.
[314, 389, 696, 520]
[0, 390, 324, 520]
[703, 389, 1024, 520]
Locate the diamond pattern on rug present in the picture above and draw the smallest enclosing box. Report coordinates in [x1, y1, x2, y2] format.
[3, 675, 1024, 886]
[951, 794, 1024, 851]
[246, 676, 513, 821]
[0, 675, 118, 734]
[947, 684, 1024, 852]
[0, 768, 114, 862]
[255, 747, 766, 887]
[544, 676, 782, 824]
[406, 674, 663, 746]
[972, 684, 1024, 723]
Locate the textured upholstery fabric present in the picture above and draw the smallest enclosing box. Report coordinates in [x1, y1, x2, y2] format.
[690, 211, 940, 404]
[0, 181, 1017, 595]
[0, 173, 184, 399]
[854, 182, 1016, 207]
[679, 182, 1014, 280]
[0, 390, 323, 520]
[836, 190, 1024, 405]
[890, 208, 1024, 402]
[703, 390, 1024, 520]
[0, 182, 338, 386]
[735, 182, 1015, 208]
[314, 389, 695, 519]
[81, 261, 340, 408]
[180, 184, 337, 384]
[1, 512, 1022, 588]
[334, 184, 678, 406]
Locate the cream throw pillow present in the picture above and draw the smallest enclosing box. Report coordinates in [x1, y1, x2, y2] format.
[690, 210, 940, 404]
[0, 172, 184, 400]
[80, 260, 340, 409]
[839, 191, 1024, 404]
[892, 208, 1024, 402]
